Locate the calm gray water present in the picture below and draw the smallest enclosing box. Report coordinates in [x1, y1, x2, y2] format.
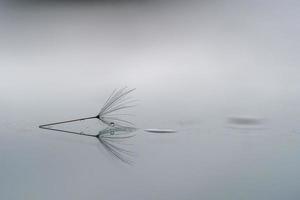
[1, 0, 300, 199]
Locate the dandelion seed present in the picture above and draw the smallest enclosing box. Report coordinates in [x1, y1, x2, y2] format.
[38, 87, 137, 164]
[39, 87, 136, 131]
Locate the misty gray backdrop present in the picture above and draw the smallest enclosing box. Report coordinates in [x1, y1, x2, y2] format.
[0, 0, 299, 199]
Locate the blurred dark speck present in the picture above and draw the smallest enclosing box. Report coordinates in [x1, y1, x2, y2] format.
[228, 116, 263, 125]
[227, 116, 265, 130]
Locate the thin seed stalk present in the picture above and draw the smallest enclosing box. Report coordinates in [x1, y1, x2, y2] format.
[39, 116, 98, 128]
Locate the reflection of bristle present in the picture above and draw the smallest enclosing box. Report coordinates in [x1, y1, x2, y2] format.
[97, 126, 137, 164]
[98, 137, 134, 165]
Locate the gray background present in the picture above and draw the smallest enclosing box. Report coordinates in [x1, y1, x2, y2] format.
[0, 0, 300, 199]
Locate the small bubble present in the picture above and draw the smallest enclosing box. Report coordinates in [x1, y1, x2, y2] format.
[110, 130, 115, 135]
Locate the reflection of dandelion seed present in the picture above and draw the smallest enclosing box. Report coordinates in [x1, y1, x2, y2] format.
[39, 88, 137, 164]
